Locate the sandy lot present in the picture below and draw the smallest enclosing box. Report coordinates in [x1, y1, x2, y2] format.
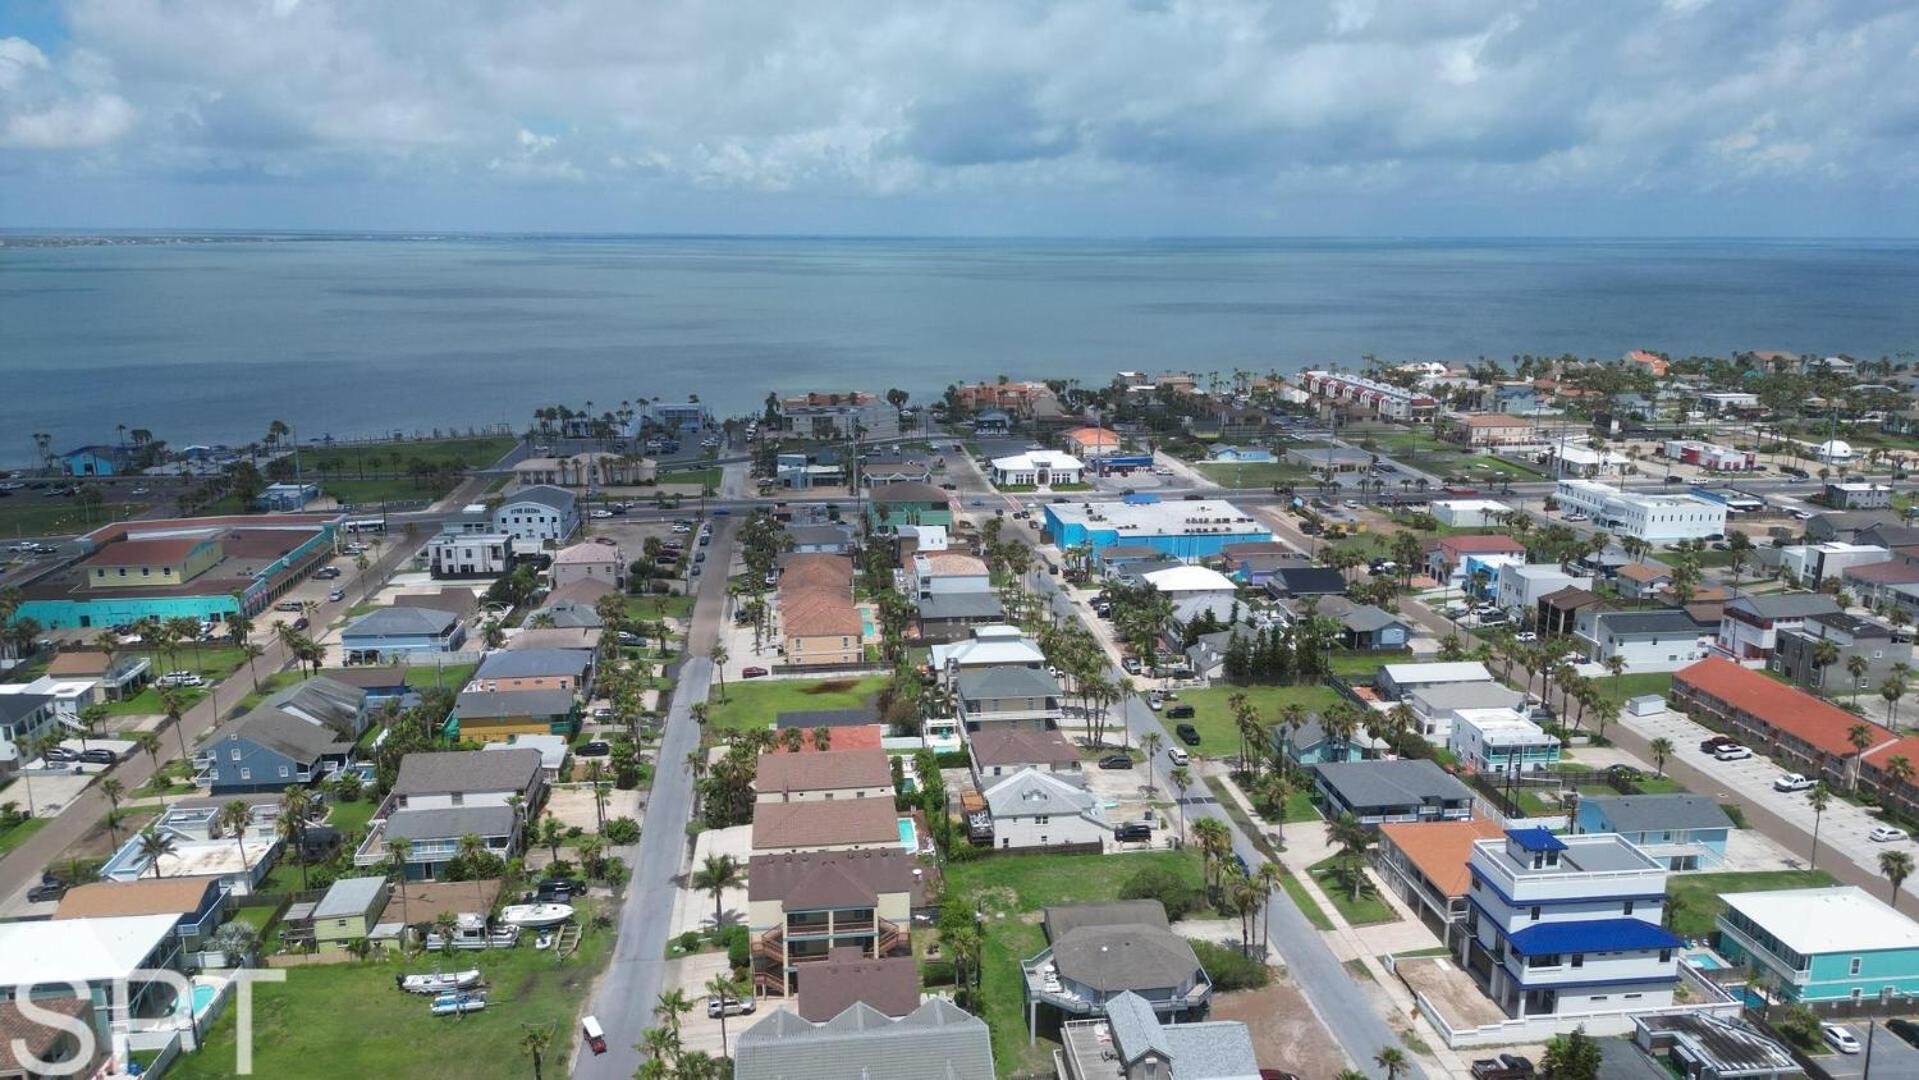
[1211, 981, 1351, 1078]
[545, 781, 643, 832]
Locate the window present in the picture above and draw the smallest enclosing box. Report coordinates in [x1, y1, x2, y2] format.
[1625, 993, 1642, 1000]
[230, 748, 242, 761]
[1853, 988, 1865, 1001]
[1571, 954, 1584, 968]
[1851, 957, 1864, 976]
[239, 768, 251, 780]
[1659, 948, 1673, 963]
[1623, 900, 1635, 916]
[1530, 906, 1541, 922]
[278, 765, 290, 778]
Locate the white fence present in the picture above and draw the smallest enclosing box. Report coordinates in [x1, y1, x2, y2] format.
[1387, 955, 1742, 1049]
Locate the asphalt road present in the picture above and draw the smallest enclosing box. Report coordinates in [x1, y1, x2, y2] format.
[573, 520, 734, 1080]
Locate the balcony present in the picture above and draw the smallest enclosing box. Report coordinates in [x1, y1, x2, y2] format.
[1020, 948, 1211, 1016]
[752, 916, 903, 966]
[1714, 919, 1810, 987]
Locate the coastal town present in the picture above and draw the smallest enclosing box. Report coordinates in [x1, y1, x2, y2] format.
[10, 350, 1919, 1080]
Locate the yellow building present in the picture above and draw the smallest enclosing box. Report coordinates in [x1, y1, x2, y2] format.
[450, 688, 577, 744]
[84, 537, 221, 589]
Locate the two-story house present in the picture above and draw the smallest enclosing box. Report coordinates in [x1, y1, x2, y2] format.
[0, 693, 59, 773]
[1717, 886, 1919, 1003]
[754, 749, 895, 803]
[746, 848, 925, 998]
[1022, 901, 1212, 1037]
[751, 799, 903, 857]
[53, 877, 231, 957]
[1058, 992, 1260, 1080]
[982, 768, 1110, 852]
[448, 688, 579, 744]
[955, 667, 1063, 733]
[205, 706, 355, 794]
[1774, 611, 1913, 696]
[357, 749, 544, 878]
[967, 728, 1082, 786]
[1313, 760, 1475, 826]
[339, 605, 467, 664]
[1573, 608, 1715, 674]
[492, 485, 579, 546]
[1462, 829, 1682, 1021]
[473, 648, 593, 695]
[1575, 794, 1733, 872]
[1376, 819, 1506, 947]
[551, 538, 624, 588]
[1716, 593, 1842, 664]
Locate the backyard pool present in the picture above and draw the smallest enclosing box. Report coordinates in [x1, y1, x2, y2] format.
[192, 984, 217, 1013]
[1684, 949, 1728, 971]
[897, 817, 918, 852]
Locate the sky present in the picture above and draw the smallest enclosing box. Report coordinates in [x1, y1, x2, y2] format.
[2, 0, 1918, 236]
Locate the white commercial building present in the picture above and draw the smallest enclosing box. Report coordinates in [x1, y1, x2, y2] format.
[1662, 440, 1757, 472]
[1297, 370, 1439, 422]
[989, 451, 1085, 488]
[1779, 542, 1892, 588]
[1495, 565, 1594, 614]
[428, 529, 513, 579]
[1142, 565, 1240, 625]
[1431, 500, 1512, 529]
[1377, 661, 1495, 701]
[1554, 480, 1727, 543]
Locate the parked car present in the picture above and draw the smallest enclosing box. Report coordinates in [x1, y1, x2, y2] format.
[1824, 1024, 1862, 1054]
[1713, 745, 1752, 761]
[1121, 656, 1142, 675]
[291, 617, 310, 631]
[313, 566, 342, 579]
[1146, 691, 1165, 711]
[1699, 734, 1737, 754]
[41, 746, 77, 763]
[1773, 773, 1814, 792]
[1166, 705, 1196, 720]
[327, 588, 346, 602]
[1870, 825, 1909, 843]
[1175, 722, 1201, 746]
[707, 995, 755, 1019]
[576, 741, 612, 758]
[26, 877, 68, 903]
[741, 666, 769, 679]
[155, 671, 206, 689]
[1114, 821, 1152, 842]
[1886, 1017, 1919, 1048]
[1165, 747, 1190, 767]
[1098, 754, 1135, 770]
[78, 748, 116, 766]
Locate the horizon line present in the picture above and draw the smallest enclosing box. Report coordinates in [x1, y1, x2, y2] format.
[4, 228, 1919, 244]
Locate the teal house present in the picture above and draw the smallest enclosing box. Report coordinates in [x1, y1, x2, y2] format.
[867, 481, 954, 531]
[1717, 886, 1919, 1003]
[1270, 717, 1377, 769]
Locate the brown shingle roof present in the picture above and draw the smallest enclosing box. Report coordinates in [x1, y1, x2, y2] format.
[388, 879, 504, 926]
[1377, 819, 1504, 899]
[755, 748, 893, 794]
[46, 651, 111, 676]
[54, 878, 219, 920]
[748, 848, 926, 906]
[0, 997, 92, 1074]
[752, 800, 900, 852]
[1616, 562, 1672, 583]
[798, 952, 922, 1022]
[86, 536, 208, 567]
[968, 728, 1079, 769]
[319, 666, 409, 689]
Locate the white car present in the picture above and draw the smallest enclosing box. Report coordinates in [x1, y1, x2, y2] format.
[1773, 773, 1814, 792]
[1713, 745, 1752, 761]
[1512, 631, 1538, 643]
[1824, 1024, 1862, 1054]
[1870, 825, 1909, 843]
[671, 524, 692, 534]
[1146, 692, 1165, 711]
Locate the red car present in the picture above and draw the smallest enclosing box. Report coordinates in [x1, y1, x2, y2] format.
[741, 666, 769, 679]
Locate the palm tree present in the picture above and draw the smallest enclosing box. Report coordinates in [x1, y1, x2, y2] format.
[100, 778, 125, 847]
[1142, 732, 1163, 793]
[709, 642, 729, 699]
[1884, 677, 1909, 727]
[1808, 782, 1832, 869]
[1169, 765, 1194, 840]
[653, 989, 695, 1046]
[434, 910, 459, 954]
[1324, 812, 1377, 901]
[137, 828, 178, 879]
[704, 973, 748, 1060]
[1884, 849, 1915, 910]
[1649, 737, 1673, 778]
[132, 730, 164, 775]
[691, 854, 743, 931]
[280, 787, 315, 890]
[1849, 722, 1878, 793]
[456, 833, 489, 910]
[1848, 655, 1872, 704]
[520, 1025, 554, 1080]
[387, 837, 414, 938]
[1375, 1046, 1409, 1080]
[217, 800, 254, 873]
[1885, 755, 1917, 814]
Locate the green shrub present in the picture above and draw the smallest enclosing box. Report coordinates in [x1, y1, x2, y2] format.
[1118, 865, 1203, 920]
[920, 959, 957, 987]
[1187, 938, 1271, 991]
[676, 930, 703, 954]
[603, 817, 641, 844]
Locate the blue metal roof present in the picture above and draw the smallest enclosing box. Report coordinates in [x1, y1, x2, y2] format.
[1505, 827, 1567, 852]
[1121, 493, 1161, 505]
[1507, 918, 1682, 956]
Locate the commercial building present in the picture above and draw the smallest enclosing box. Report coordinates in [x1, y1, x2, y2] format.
[1449, 712, 1561, 775]
[1778, 541, 1891, 587]
[1825, 482, 1894, 510]
[1670, 658, 1896, 788]
[1043, 499, 1271, 563]
[1431, 499, 1513, 528]
[1462, 830, 1683, 1020]
[1438, 413, 1537, 448]
[427, 529, 514, 579]
[1553, 481, 1726, 543]
[1661, 440, 1757, 472]
[1717, 886, 1919, 1003]
[491, 485, 580, 546]
[1297, 371, 1439, 422]
[1575, 795, 1732, 872]
[14, 513, 342, 629]
[989, 451, 1085, 488]
[777, 391, 888, 438]
[1774, 611, 1912, 697]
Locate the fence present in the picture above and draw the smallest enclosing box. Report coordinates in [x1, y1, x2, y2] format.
[1464, 767, 1634, 820]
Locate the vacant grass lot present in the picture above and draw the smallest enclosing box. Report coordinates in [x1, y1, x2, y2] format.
[1195, 462, 1315, 487]
[947, 850, 1208, 1078]
[172, 907, 610, 1080]
[300, 436, 517, 474]
[0, 500, 149, 538]
[1592, 672, 1676, 710]
[0, 815, 49, 855]
[1307, 855, 1400, 926]
[704, 674, 888, 735]
[657, 467, 722, 489]
[1162, 684, 1346, 758]
[1665, 869, 1838, 938]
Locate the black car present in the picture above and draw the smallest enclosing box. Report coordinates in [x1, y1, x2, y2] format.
[1098, 753, 1135, 770]
[1699, 734, 1736, 753]
[291, 617, 310, 631]
[535, 879, 580, 902]
[1175, 722, 1201, 745]
[1500, 1054, 1535, 1076]
[1165, 704, 1196, 720]
[78, 748, 116, 765]
[1887, 1018, 1919, 1048]
[26, 877, 68, 903]
[1606, 763, 1642, 782]
[1114, 821, 1152, 842]
[576, 740, 612, 758]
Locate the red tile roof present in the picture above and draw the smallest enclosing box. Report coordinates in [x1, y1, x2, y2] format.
[85, 536, 210, 566]
[1378, 819, 1505, 898]
[1435, 536, 1526, 560]
[1674, 658, 1895, 759]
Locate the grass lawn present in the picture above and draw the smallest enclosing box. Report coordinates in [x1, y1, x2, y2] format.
[406, 662, 476, 693]
[1280, 787, 1323, 824]
[1277, 868, 1334, 931]
[704, 675, 889, 735]
[319, 477, 453, 507]
[1665, 869, 1838, 938]
[0, 500, 149, 538]
[1165, 684, 1346, 758]
[105, 685, 207, 717]
[1593, 672, 1675, 709]
[301, 436, 517, 474]
[658, 467, 722, 489]
[949, 851, 1208, 1079]
[630, 594, 696, 621]
[1307, 855, 1400, 926]
[229, 904, 278, 935]
[0, 815, 49, 855]
[172, 909, 611, 1080]
[1196, 462, 1314, 487]
[123, 645, 249, 681]
[326, 799, 378, 839]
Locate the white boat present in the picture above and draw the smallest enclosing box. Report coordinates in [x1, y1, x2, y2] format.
[535, 930, 553, 951]
[429, 991, 487, 1016]
[498, 903, 574, 929]
[396, 970, 482, 995]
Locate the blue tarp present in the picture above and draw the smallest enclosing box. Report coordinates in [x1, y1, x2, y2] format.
[1507, 918, 1682, 956]
[1121, 493, 1161, 505]
[1506, 827, 1567, 853]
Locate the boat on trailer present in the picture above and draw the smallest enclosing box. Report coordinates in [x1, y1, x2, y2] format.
[396, 970, 482, 995]
[429, 991, 487, 1016]
[498, 903, 574, 929]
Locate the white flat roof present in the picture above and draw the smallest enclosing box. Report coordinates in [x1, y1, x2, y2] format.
[990, 451, 1084, 471]
[1720, 886, 1919, 955]
[1045, 499, 1266, 538]
[0, 914, 179, 986]
[1142, 565, 1238, 593]
[1433, 499, 1511, 513]
[1383, 661, 1492, 685]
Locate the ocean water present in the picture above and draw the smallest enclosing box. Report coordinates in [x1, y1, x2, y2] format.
[3, 234, 1918, 452]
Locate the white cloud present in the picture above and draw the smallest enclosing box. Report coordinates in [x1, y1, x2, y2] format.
[3, 1, 1917, 228]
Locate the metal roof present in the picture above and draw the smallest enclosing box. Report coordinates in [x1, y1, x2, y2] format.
[956, 665, 1060, 699]
[1582, 794, 1734, 834]
[343, 605, 459, 638]
[312, 876, 388, 920]
[733, 998, 993, 1080]
[392, 748, 541, 796]
[1506, 917, 1682, 956]
[1505, 827, 1565, 852]
[1313, 759, 1473, 810]
[383, 804, 518, 843]
[476, 648, 590, 679]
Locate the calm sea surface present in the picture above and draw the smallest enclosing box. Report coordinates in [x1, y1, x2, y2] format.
[3, 235, 1918, 453]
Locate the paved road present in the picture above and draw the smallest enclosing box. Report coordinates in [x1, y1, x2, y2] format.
[574, 521, 734, 1080]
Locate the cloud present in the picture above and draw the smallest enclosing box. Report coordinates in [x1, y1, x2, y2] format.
[0, 35, 134, 149]
[1, 1, 1917, 230]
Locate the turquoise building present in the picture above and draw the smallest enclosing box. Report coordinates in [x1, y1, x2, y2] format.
[1043, 498, 1271, 562]
[1271, 717, 1375, 768]
[867, 481, 954, 530]
[1717, 886, 1919, 1003]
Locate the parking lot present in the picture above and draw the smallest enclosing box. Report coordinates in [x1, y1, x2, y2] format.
[1818, 1019, 1919, 1079]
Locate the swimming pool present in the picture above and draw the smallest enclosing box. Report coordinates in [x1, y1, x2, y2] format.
[1684, 949, 1727, 970]
[192, 984, 217, 1013]
[897, 817, 919, 852]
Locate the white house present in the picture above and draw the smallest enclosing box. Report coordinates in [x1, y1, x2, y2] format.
[1553, 480, 1726, 543]
[551, 538, 625, 588]
[492, 485, 580, 546]
[1495, 565, 1593, 614]
[1141, 565, 1239, 624]
[1449, 711, 1560, 775]
[1778, 542, 1891, 588]
[990, 451, 1085, 488]
[910, 551, 992, 598]
[1462, 830, 1683, 1025]
[983, 768, 1111, 851]
[1574, 609, 1716, 673]
[929, 624, 1046, 680]
[428, 528, 513, 579]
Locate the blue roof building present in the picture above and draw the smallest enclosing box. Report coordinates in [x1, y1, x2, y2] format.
[61, 444, 131, 477]
[1462, 831, 1684, 1026]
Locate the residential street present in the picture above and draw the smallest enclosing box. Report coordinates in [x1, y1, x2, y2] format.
[573, 520, 734, 1080]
